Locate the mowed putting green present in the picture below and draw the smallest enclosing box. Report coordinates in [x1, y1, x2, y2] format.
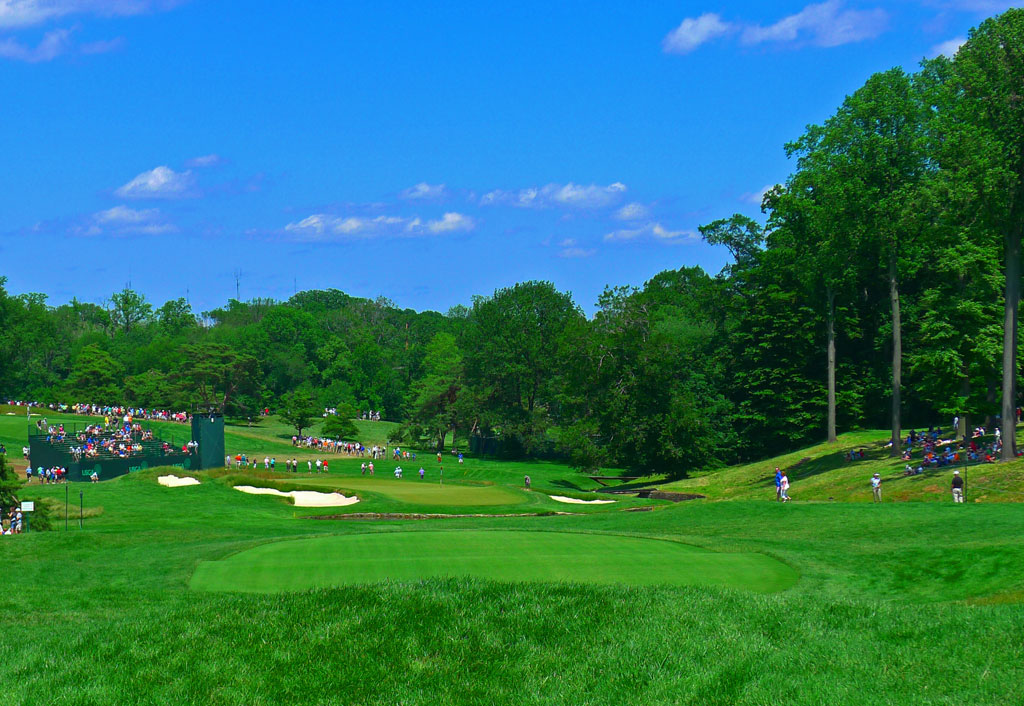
[289, 476, 526, 507]
[190, 530, 798, 593]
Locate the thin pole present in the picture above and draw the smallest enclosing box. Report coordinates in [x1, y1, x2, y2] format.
[65, 483, 68, 531]
[79, 491, 83, 529]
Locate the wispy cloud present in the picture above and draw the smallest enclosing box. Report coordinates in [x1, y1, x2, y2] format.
[481, 182, 627, 209]
[741, 1, 888, 48]
[401, 182, 447, 200]
[0, 26, 70, 61]
[615, 202, 650, 221]
[741, 184, 776, 206]
[427, 212, 475, 233]
[930, 36, 966, 57]
[604, 222, 697, 243]
[115, 166, 196, 199]
[284, 211, 475, 240]
[663, 2, 888, 55]
[662, 13, 734, 54]
[185, 153, 223, 168]
[72, 204, 177, 236]
[556, 238, 595, 258]
[0, 0, 186, 29]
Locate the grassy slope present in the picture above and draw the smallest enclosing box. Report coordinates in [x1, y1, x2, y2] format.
[4, 417, 1024, 703]
[664, 429, 1024, 503]
[3, 472, 1024, 704]
[190, 530, 796, 593]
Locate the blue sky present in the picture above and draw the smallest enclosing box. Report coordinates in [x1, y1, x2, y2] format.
[1, 0, 1019, 315]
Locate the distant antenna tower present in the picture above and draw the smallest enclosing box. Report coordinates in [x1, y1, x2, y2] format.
[233, 269, 241, 300]
[294, 276, 297, 295]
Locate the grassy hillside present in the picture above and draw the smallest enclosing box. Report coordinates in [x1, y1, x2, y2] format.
[5, 413, 1024, 703]
[664, 429, 1024, 503]
[3, 468, 1024, 704]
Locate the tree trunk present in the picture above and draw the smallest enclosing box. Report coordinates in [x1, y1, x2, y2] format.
[958, 365, 970, 441]
[889, 254, 902, 456]
[1001, 223, 1021, 461]
[826, 287, 837, 443]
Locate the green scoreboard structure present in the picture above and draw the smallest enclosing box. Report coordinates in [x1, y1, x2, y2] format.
[191, 412, 225, 471]
[28, 413, 225, 482]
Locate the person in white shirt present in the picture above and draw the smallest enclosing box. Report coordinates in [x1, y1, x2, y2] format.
[871, 473, 882, 502]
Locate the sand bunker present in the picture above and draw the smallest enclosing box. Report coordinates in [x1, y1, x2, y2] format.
[158, 475, 200, 487]
[234, 485, 359, 507]
[549, 495, 615, 505]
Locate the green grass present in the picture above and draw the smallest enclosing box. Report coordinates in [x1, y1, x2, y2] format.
[287, 475, 528, 507]
[190, 529, 797, 593]
[664, 428, 1024, 503]
[5, 417, 1024, 704]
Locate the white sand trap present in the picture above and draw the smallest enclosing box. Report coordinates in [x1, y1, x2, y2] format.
[548, 495, 616, 505]
[234, 485, 359, 507]
[158, 475, 200, 487]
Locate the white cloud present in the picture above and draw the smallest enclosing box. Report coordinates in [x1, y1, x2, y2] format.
[741, 1, 888, 48]
[401, 182, 447, 200]
[284, 212, 473, 240]
[427, 212, 475, 233]
[742, 184, 776, 205]
[185, 153, 223, 168]
[0, 0, 184, 29]
[605, 222, 697, 243]
[115, 166, 195, 199]
[78, 204, 176, 236]
[559, 246, 595, 259]
[664, 2, 888, 55]
[481, 182, 627, 209]
[0, 27, 71, 61]
[662, 13, 733, 54]
[931, 36, 966, 58]
[615, 202, 650, 221]
[95, 205, 160, 224]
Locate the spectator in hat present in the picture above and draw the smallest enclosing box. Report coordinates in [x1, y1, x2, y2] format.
[871, 473, 882, 503]
[951, 470, 965, 503]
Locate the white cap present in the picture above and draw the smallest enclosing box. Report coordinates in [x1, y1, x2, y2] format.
[953, 470, 960, 474]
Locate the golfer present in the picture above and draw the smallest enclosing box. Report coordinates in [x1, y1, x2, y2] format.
[774, 467, 782, 501]
[952, 470, 965, 503]
[524, 475, 531, 490]
[871, 473, 882, 503]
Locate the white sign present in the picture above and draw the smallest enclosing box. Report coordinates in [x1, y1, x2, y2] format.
[20, 501, 34, 512]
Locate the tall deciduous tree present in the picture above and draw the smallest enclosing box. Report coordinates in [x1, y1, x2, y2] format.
[408, 332, 464, 451]
[942, 10, 1024, 459]
[108, 288, 153, 334]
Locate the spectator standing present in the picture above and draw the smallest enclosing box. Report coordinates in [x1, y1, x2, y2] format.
[951, 470, 965, 503]
[871, 473, 882, 503]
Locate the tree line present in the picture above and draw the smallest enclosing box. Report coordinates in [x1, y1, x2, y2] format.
[1, 10, 1021, 476]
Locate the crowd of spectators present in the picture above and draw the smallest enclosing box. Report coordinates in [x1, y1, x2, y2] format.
[292, 436, 369, 456]
[6, 400, 190, 424]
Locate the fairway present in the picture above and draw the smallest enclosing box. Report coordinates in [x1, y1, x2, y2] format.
[190, 530, 798, 593]
[289, 476, 528, 507]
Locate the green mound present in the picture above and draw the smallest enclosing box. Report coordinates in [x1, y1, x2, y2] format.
[190, 530, 797, 593]
[289, 476, 526, 507]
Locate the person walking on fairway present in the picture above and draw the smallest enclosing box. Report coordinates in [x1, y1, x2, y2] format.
[524, 475, 531, 491]
[871, 473, 882, 503]
[419, 467, 425, 480]
[780, 472, 790, 502]
[952, 470, 965, 503]
[774, 467, 782, 501]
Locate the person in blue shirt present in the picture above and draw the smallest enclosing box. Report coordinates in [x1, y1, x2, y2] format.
[774, 467, 782, 501]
